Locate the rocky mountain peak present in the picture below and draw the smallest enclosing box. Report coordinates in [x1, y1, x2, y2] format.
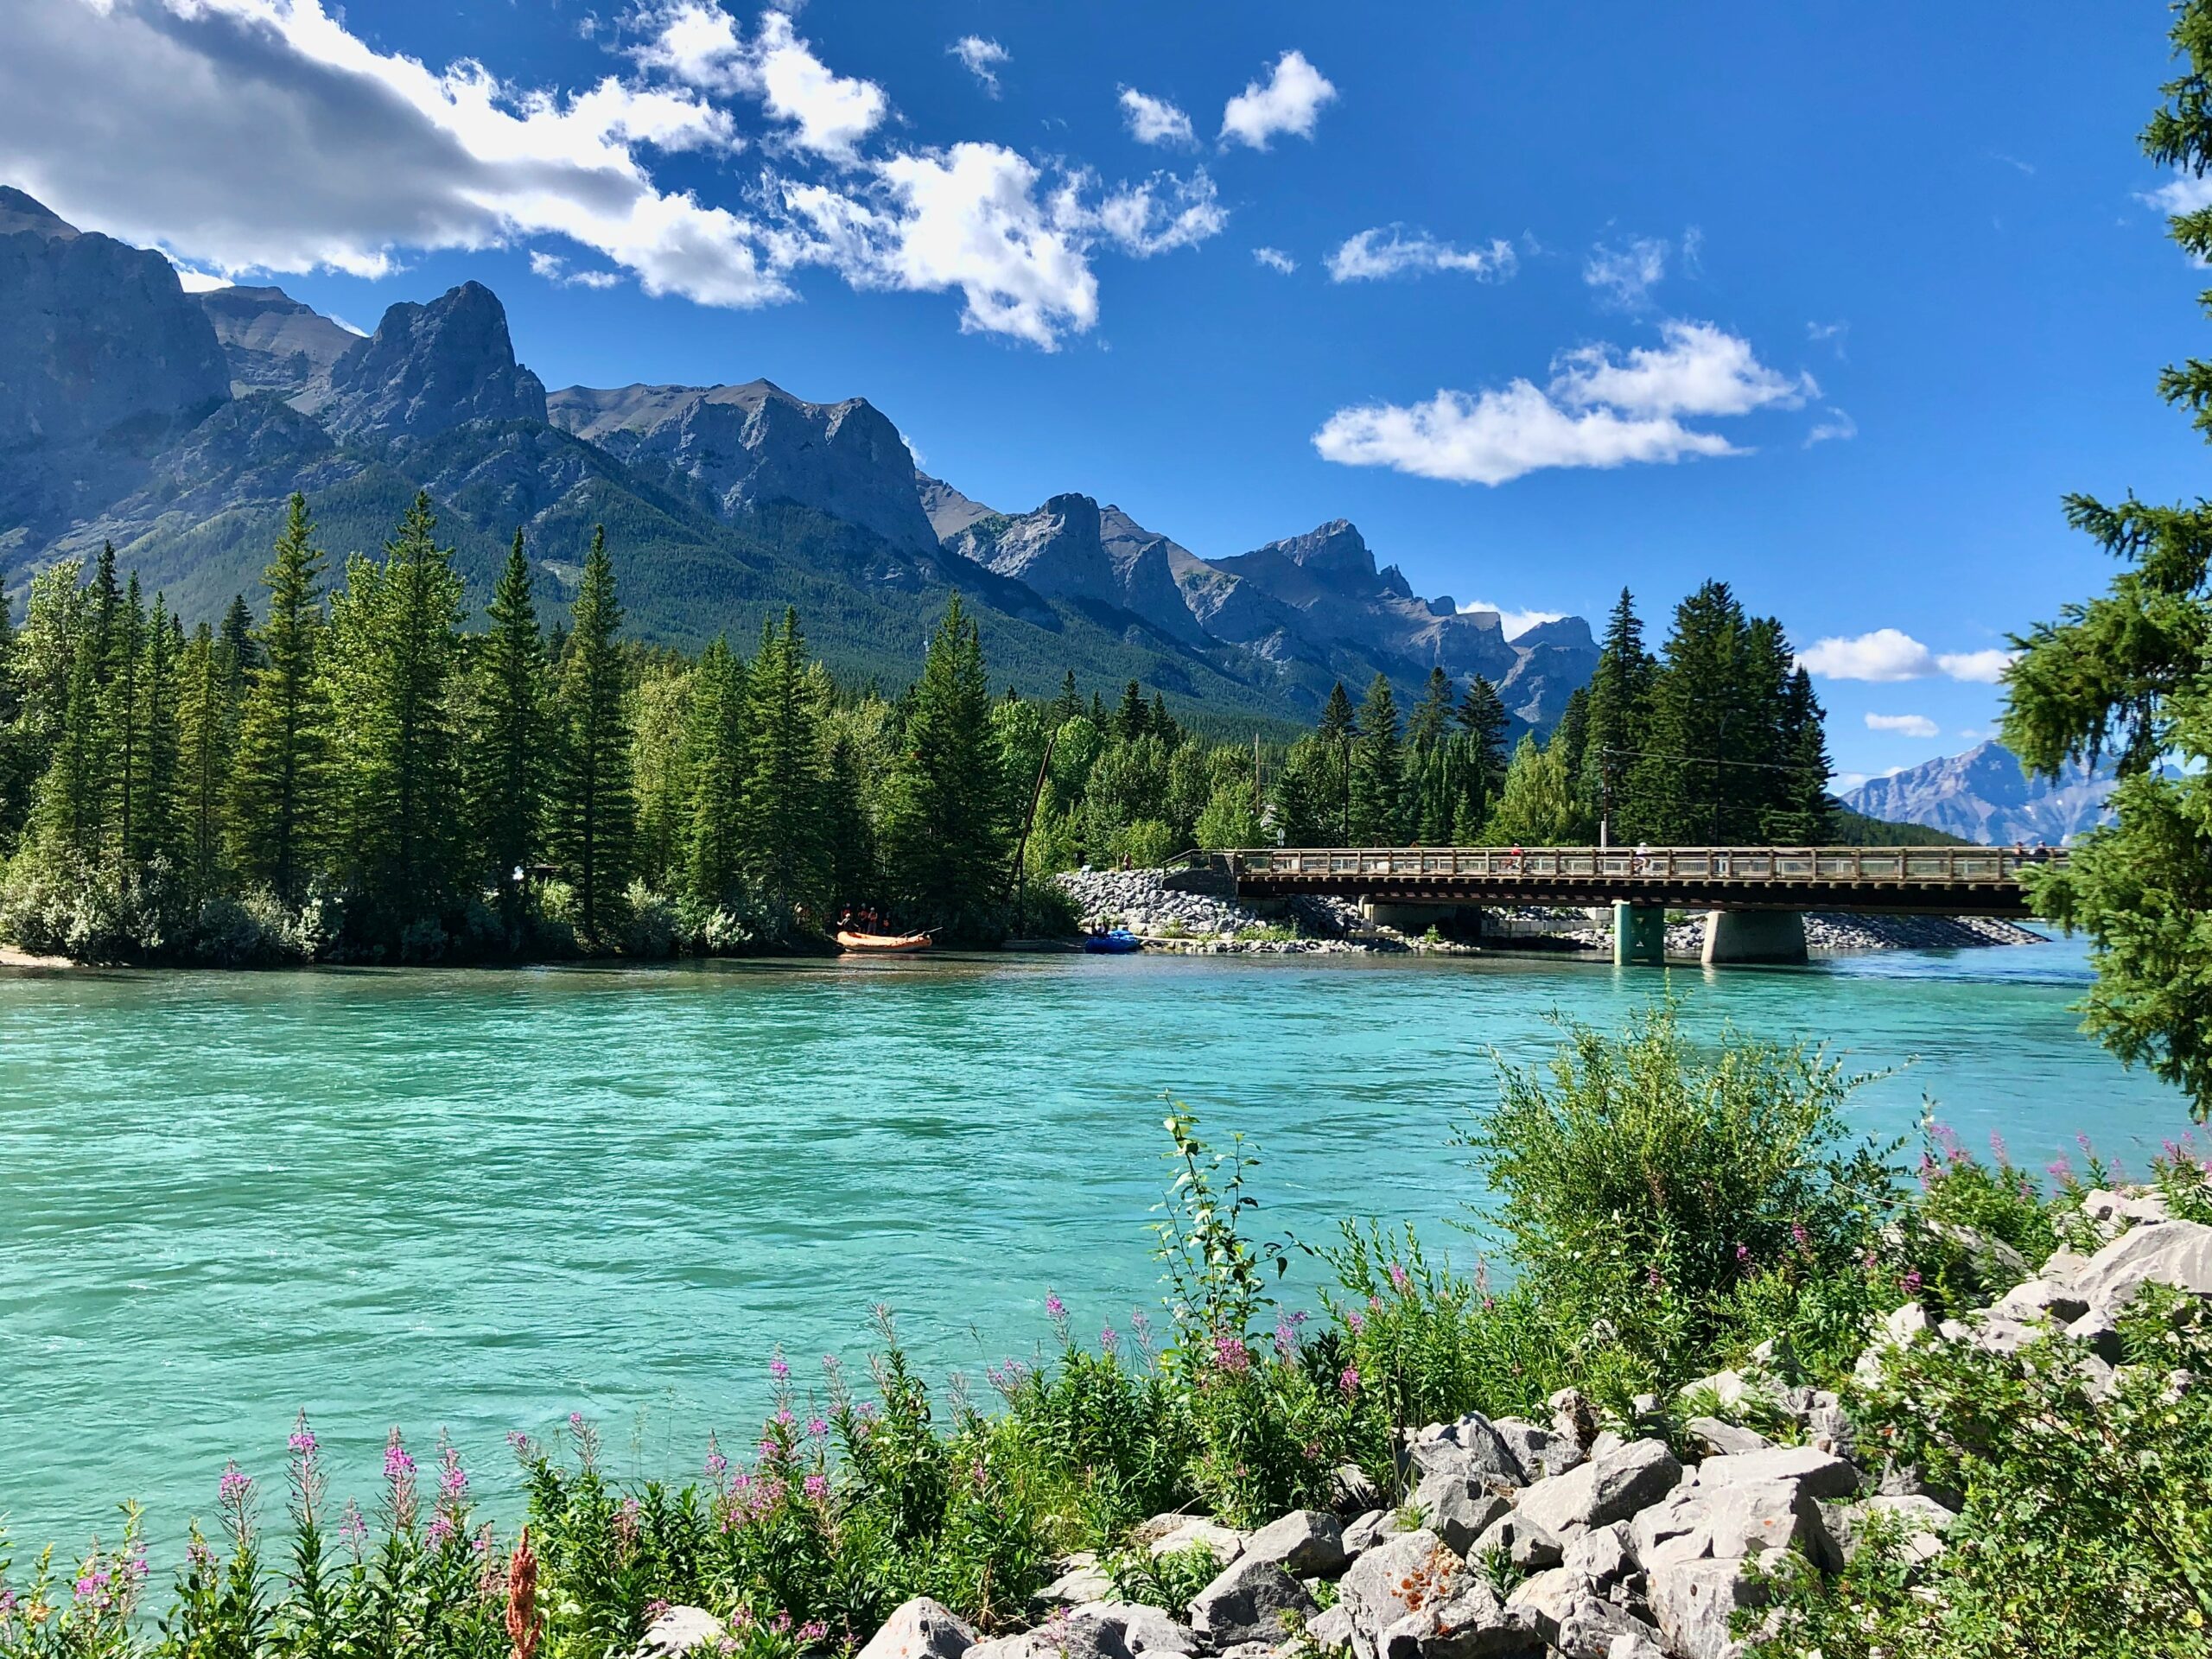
[1840, 740, 2135, 845]
[0, 186, 79, 240]
[196, 283, 359, 401]
[943, 491, 1122, 607]
[547, 378, 938, 556]
[317, 279, 547, 442]
[1511, 615, 1597, 651]
[1268, 518, 1377, 582]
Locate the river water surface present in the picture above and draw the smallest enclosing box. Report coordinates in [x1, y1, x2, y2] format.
[0, 938, 2189, 1554]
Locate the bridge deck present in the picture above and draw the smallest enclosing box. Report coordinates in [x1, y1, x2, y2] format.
[1216, 845, 2056, 918]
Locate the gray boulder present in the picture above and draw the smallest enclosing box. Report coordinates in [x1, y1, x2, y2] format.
[1560, 1522, 1635, 1592]
[1548, 1388, 1600, 1452]
[1644, 1557, 1768, 1659]
[633, 1605, 728, 1657]
[1492, 1419, 1583, 1482]
[1339, 1530, 1460, 1659]
[1037, 1554, 1114, 1608]
[1344, 1508, 1405, 1556]
[1987, 1277, 2092, 1325]
[1149, 1518, 1247, 1565]
[1413, 1468, 1514, 1556]
[1333, 1464, 1383, 1515]
[1065, 1602, 1195, 1657]
[1467, 1511, 1563, 1573]
[1243, 1510, 1351, 1579]
[1682, 1418, 1772, 1459]
[1408, 1413, 1528, 1489]
[855, 1597, 978, 1659]
[1515, 1440, 1683, 1538]
[2072, 1219, 2212, 1313]
[1187, 1552, 1317, 1649]
[1629, 1478, 1824, 1572]
[1374, 1580, 1541, 1659]
[1818, 1494, 1957, 1569]
[1693, 1446, 1859, 1502]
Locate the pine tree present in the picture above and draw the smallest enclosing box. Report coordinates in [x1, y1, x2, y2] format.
[1548, 687, 1592, 840]
[103, 573, 149, 866]
[1580, 588, 1654, 841]
[1348, 672, 1405, 842]
[551, 525, 635, 941]
[468, 531, 548, 890]
[175, 622, 238, 899]
[1456, 676, 1510, 823]
[1048, 670, 1082, 729]
[629, 661, 696, 895]
[219, 594, 261, 696]
[740, 608, 828, 912]
[1111, 680, 1150, 741]
[880, 594, 1007, 925]
[230, 494, 330, 903]
[324, 492, 467, 926]
[1408, 667, 1454, 754]
[1634, 581, 1762, 844]
[1317, 682, 1355, 743]
[1767, 667, 1835, 843]
[684, 637, 746, 908]
[137, 594, 181, 872]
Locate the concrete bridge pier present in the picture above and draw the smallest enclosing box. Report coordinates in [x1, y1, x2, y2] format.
[1700, 908, 1808, 965]
[1614, 903, 1667, 966]
[1362, 899, 1458, 932]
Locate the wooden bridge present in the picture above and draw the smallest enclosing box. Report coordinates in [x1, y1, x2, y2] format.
[1186, 845, 2060, 965]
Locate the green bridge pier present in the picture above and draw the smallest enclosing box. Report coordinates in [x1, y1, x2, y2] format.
[1613, 904, 1808, 967]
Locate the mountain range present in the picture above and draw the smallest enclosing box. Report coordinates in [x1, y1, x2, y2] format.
[1838, 740, 2131, 845]
[0, 185, 1593, 729]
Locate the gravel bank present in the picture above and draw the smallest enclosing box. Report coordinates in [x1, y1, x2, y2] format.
[1056, 869, 2047, 957]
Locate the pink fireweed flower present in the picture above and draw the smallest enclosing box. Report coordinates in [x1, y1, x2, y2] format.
[1045, 1292, 1067, 1320]
[1734, 1243, 1752, 1264]
[439, 1446, 468, 1503]
[289, 1421, 319, 1459]
[807, 1417, 828, 1440]
[774, 1405, 795, 1427]
[2047, 1155, 2074, 1180]
[801, 1620, 830, 1644]
[427, 1515, 455, 1546]
[705, 1440, 729, 1483]
[1388, 1262, 1411, 1293]
[804, 1473, 830, 1501]
[338, 1503, 368, 1549]
[1344, 1308, 1365, 1332]
[1646, 1265, 1664, 1290]
[1790, 1223, 1810, 1251]
[1098, 1324, 1118, 1352]
[569, 1411, 585, 1431]
[1213, 1335, 1251, 1375]
[218, 1463, 252, 1505]
[769, 1354, 791, 1381]
[1338, 1366, 1360, 1396]
[1902, 1268, 1923, 1294]
[1367, 1294, 1383, 1314]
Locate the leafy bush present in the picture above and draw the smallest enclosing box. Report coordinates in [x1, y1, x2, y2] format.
[1103, 1541, 1219, 1619]
[1459, 1003, 1904, 1390]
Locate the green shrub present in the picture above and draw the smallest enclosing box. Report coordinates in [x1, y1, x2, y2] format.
[1103, 1541, 1220, 1619]
[1459, 1002, 1904, 1390]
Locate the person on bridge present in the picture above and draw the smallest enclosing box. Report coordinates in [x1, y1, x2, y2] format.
[1507, 843, 1524, 872]
[1633, 842, 1652, 874]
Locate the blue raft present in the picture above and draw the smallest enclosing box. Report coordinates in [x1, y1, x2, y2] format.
[1082, 929, 1143, 954]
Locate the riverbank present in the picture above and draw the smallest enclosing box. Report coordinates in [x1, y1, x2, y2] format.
[1056, 868, 2047, 958]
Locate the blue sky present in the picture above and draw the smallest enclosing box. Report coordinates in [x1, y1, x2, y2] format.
[3, 1, 2203, 780]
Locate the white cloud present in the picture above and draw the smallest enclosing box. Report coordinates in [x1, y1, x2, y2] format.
[3, 0, 1223, 349]
[1314, 319, 1807, 486]
[1086, 170, 1227, 257]
[1119, 87, 1194, 147]
[1583, 237, 1667, 308]
[748, 10, 887, 162]
[949, 35, 1007, 98]
[1219, 49, 1336, 150]
[1326, 226, 1516, 283]
[1797, 629, 1936, 682]
[1866, 713, 1939, 739]
[1549, 320, 1813, 418]
[168, 259, 231, 293]
[1315, 383, 1739, 486]
[1252, 245, 1296, 274]
[1806, 319, 1847, 357]
[1462, 600, 1567, 639]
[1805, 408, 1857, 446]
[2142, 171, 2212, 214]
[1936, 647, 2017, 683]
[1796, 630, 2018, 684]
[4, 0, 783, 307]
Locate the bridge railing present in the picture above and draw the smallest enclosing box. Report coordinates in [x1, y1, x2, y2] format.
[1218, 845, 2063, 884]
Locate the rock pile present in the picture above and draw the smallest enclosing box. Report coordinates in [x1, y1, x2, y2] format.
[1562, 911, 2043, 957]
[635, 1185, 2212, 1659]
[1054, 869, 1456, 955]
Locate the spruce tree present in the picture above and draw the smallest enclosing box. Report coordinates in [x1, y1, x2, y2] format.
[1580, 588, 1654, 841]
[740, 608, 827, 912]
[1548, 687, 1592, 840]
[1348, 672, 1405, 842]
[230, 494, 330, 904]
[219, 594, 261, 696]
[137, 594, 181, 872]
[551, 526, 635, 941]
[880, 594, 1007, 925]
[469, 531, 548, 891]
[1634, 581, 1759, 844]
[1767, 666, 1835, 844]
[103, 574, 149, 867]
[1456, 676, 1510, 822]
[175, 622, 238, 899]
[325, 491, 467, 926]
[1317, 681, 1355, 743]
[1048, 670, 1082, 729]
[1408, 666, 1453, 754]
[684, 637, 746, 908]
[1111, 680, 1149, 741]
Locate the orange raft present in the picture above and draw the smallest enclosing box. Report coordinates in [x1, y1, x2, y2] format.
[836, 929, 934, 954]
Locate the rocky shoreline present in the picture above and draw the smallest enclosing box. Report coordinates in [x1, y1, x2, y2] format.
[1055, 870, 2046, 959]
[634, 1185, 2211, 1659]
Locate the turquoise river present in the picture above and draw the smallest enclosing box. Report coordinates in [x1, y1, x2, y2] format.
[0, 938, 2191, 1556]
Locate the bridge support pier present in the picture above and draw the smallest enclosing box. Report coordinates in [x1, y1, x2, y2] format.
[1700, 909, 1808, 966]
[1614, 903, 1668, 966]
[1362, 899, 1457, 933]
